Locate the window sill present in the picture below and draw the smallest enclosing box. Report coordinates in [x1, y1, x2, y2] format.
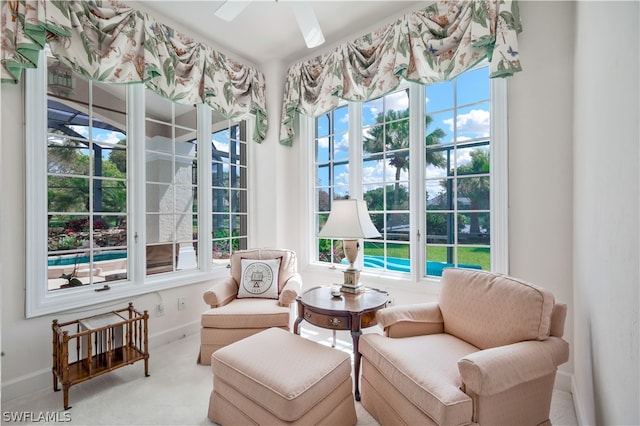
[26, 267, 228, 318]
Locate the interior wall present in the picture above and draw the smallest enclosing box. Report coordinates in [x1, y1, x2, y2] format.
[492, 0, 578, 383]
[572, 1, 640, 425]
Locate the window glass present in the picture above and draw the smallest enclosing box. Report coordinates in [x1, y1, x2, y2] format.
[211, 117, 249, 264]
[144, 89, 198, 275]
[315, 104, 349, 264]
[362, 89, 410, 272]
[425, 67, 491, 276]
[46, 54, 128, 291]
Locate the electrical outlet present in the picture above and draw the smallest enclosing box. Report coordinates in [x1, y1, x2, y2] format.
[156, 303, 165, 317]
[178, 297, 186, 311]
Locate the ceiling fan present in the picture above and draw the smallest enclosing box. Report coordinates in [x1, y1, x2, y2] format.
[214, 1, 325, 48]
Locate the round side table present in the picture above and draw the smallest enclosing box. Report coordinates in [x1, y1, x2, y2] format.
[294, 285, 389, 401]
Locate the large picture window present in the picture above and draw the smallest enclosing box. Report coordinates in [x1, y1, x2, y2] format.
[312, 64, 506, 280]
[26, 50, 252, 317]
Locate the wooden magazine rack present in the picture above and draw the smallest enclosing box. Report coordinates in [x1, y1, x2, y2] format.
[52, 303, 149, 409]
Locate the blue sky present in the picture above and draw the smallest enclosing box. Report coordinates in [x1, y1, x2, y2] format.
[316, 65, 491, 194]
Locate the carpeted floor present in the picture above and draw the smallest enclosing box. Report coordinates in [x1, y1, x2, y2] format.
[2, 327, 578, 425]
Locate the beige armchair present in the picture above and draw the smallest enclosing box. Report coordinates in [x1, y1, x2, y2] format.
[198, 248, 302, 365]
[359, 268, 569, 426]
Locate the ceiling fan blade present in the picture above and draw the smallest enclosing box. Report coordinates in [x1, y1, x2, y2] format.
[290, 3, 325, 48]
[215, 1, 252, 22]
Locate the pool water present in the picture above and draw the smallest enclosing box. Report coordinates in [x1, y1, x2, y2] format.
[347, 255, 482, 277]
[48, 251, 127, 266]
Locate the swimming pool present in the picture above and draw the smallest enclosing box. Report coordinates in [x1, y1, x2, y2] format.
[351, 255, 482, 277]
[48, 251, 127, 266]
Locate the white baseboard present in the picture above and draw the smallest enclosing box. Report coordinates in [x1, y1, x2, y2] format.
[571, 374, 591, 426]
[1, 321, 201, 403]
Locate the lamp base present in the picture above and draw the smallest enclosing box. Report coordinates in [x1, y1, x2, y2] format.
[341, 270, 364, 294]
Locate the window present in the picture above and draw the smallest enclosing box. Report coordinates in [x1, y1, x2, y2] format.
[45, 55, 129, 290]
[361, 89, 411, 272]
[315, 104, 349, 264]
[211, 119, 249, 263]
[425, 67, 492, 276]
[25, 50, 252, 317]
[312, 64, 507, 280]
[144, 89, 198, 276]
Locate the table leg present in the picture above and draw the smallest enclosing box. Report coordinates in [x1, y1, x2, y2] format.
[293, 315, 303, 335]
[350, 329, 363, 401]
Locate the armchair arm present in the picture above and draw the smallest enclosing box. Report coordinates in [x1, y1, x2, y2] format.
[457, 337, 569, 396]
[376, 302, 444, 338]
[202, 276, 238, 308]
[279, 273, 302, 306]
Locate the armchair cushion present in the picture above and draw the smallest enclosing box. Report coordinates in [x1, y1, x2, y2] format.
[376, 302, 444, 338]
[237, 258, 280, 299]
[439, 268, 555, 350]
[360, 332, 476, 425]
[201, 298, 291, 329]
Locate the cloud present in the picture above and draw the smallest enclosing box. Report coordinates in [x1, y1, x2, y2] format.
[95, 131, 126, 145]
[68, 126, 125, 146]
[386, 91, 409, 112]
[317, 136, 329, 149]
[364, 90, 409, 118]
[69, 125, 89, 137]
[336, 133, 349, 154]
[443, 109, 490, 137]
[363, 157, 409, 183]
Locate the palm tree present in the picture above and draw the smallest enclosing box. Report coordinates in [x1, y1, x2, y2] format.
[363, 101, 446, 221]
[455, 148, 490, 235]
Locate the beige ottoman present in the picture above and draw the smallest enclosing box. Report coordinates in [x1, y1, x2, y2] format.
[208, 327, 357, 425]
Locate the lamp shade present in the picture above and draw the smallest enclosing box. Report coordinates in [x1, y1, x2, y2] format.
[318, 199, 381, 239]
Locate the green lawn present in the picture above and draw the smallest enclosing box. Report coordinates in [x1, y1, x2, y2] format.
[363, 242, 490, 270]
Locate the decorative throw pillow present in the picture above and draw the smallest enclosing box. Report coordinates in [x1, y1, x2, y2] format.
[237, 258, 281, 299]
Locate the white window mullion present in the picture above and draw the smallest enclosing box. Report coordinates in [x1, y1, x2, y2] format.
[348, 103, 365, 270]
[197, 104, 212, 272]
[348, 103, 363, 198]
[128, 85, 146, 284]
[409, 82, 426, 281]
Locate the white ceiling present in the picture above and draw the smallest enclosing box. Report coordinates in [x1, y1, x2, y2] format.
[129, 1, 426, 66]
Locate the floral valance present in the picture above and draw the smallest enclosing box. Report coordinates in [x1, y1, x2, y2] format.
[280, 0, 522, 146]
[1, 0, 267, 143]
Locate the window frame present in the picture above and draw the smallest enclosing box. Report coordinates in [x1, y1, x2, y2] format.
[25, 51, 255, 317]
[304, 69, 508, 284]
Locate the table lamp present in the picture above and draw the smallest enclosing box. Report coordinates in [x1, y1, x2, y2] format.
[318, 199, 381, 293]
